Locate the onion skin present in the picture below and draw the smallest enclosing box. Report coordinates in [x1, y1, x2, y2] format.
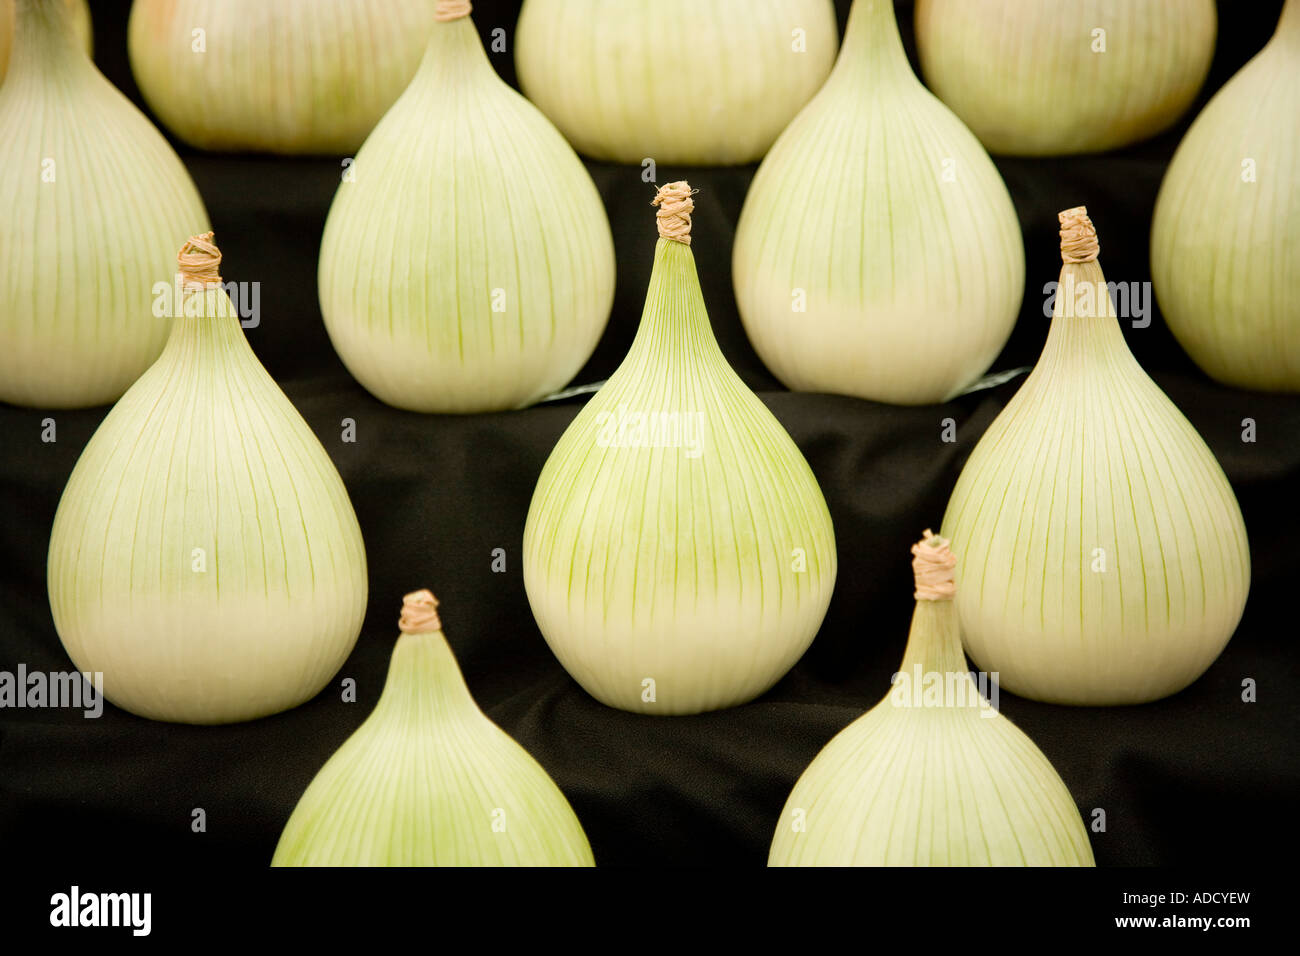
[0, 0, 209, 408]
[916, 0, 1217, 156]
[733, 0, 1024, 406]
[514, 0, 838, 165]
[942, 250, 1250, 706]
[318, 14, 614, 413]
[47, 287, 368, 725]
[127, 0, 438, 155]
[1151, 0, 1300, 392]
[523, 236, 837, 716]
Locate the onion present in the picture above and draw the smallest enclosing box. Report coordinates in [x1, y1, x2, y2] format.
[1151, 0, 1300, 392]
[770, 532, 1095, 866]
[941, 209, 1250, 706]
[0, 0, 208, 408]
[273, 590, 594, 866]
[733, 0, 1024, 405]
[47, 235, 368, 725]
[318, 0, 614, 413]
[915, 0, 1217, 156]
[523, 183, 837, 715]
[127, 0, 438, 155]
[514, 0, 838, 165]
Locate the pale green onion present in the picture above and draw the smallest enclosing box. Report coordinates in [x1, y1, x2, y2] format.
[1151, 0, 1300, 391]
[942, 208, 1250, 705]
[523, 183, 837, 715]
[515, 0, 838, 165]
[0, 0, 208, 408]
[915, 0, 1217, 156]
[127, 0, 438, 154]
[770, 531, 1095, 866]
[733, 0, 1024, 405]
[318, 0, 614, 413]
[273, 590, 595, 867]
[48, 235, 368, 724]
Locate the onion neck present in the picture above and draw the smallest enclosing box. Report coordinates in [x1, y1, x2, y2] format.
[897, 600, 967, 676]
[832, 0, 912, 85]
[1275, 0, 1300, 47]
[380, 629, 478, 727]
[8, 0, 89, 78]
[159, 288, 253, 369]
[415, 13, 490, 88]
[624, 238, 728, 369]
[1038, 259, 1139, 372]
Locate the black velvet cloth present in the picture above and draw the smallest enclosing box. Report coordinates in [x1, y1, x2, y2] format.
[1, 0, 1295, 877]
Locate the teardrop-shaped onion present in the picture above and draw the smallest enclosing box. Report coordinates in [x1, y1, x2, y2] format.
[514, 0, 838, 166]
[273, 591, 594, 867]
[48, 235, 368, 725]
[770, 532, 1094, 866]
[318, 2, 615, 413]
[523, 183, 837, 715]
[915, 0, 1217, 156]
[1, 0, 90, 78]
[942, 208, 1250, 706]
[733, 0, 1024, 406]
[0, 0, 208, 408]
[1151, 0, 1300, 392]
[127, 0, 438, 154]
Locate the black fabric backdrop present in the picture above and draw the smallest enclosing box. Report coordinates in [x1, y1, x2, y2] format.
[1, 0, 1297, 875]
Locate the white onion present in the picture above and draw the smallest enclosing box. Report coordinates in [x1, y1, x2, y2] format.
[0, 0, 208, 408]
[274, 591, 593, 866]
[48, 235, 368, 725]
[915, 0, 1217, 156]
[942, 208, 1250, 706]
[733, 0, 1024, 405]
[318, 1, 614, 413]
[514, 0, 838, 165]
[1151, 0, 1300, 391]
[128, 0, 439, 154]
[771, 532, 1094, 866]
[523, 183, 837, 715]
